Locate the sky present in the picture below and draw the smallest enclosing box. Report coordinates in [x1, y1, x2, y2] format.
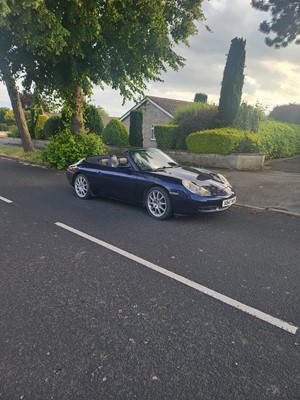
[1, 0, 300, 117]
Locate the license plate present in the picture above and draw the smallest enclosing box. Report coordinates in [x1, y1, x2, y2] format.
[222, 196, 236, 207]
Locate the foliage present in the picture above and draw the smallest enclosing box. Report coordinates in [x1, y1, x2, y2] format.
[269, 104, 300, 125]
[258, 120, 300, 158]
[42, 130, 106, 170]
[34, 114, 48, 139]
[43, 115, 63, 139]
[155, 125, 178, 150]
[129, 109, 143, 147]
[0, 123, 8, 131]
[251, 0, 300, 48]
[186, 128, 260, 155]
[0, 107, 10, 123]
[1, 0, 207, 133]
[84, 104, 104, 136]
[96, 106, 108, 116]
[0, 107, 15, 126]
[194, 93, 207, 103]
[232, 102, 264, 132]
[235, 133, 261, 153]
[172, 102, 214, 125]
[102, 118, 130, 147]
[218, 37, 246, 126]
[175, 107, 218, 150]
[7, 125, 20, 137]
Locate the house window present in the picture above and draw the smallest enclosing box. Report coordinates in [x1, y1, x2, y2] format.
[151, 124, 156, 141]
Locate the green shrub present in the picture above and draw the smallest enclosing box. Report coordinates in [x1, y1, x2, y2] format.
[3, 109, 15, 126]
[172, 102, 214, 124]
[176, 107, 218, 150]
[259, 120, 300, 158]
[194, 93, 208, 103]
[34, 114, 48, 139]
[0, 123, 8, 131]
[43, 115, 63, 139]
[235, 132, 261, 153]
[0, 107, 10, 123]
[102, 118, 129, 146]
[232, 102, 264, 133]
[84, 104, 104, 136]
[129, 109, 143, 147]
[186, 128, 257, 155]
[155, 125, 178, 150]
[42, 130, 106, 170]
[7, 126, 20, 138]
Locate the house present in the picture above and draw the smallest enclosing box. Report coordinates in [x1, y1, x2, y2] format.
[120, 95, 192, 148]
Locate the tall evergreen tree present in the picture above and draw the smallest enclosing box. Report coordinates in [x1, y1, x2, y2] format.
[218, 37, 246, 127]
[194, 93, 207, 103]
[129, 110, 143, 147]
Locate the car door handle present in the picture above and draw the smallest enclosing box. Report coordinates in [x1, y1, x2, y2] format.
[96, 171, 102, 174]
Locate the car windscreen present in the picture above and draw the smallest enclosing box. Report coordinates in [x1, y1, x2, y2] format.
[128, 148, 179, 171]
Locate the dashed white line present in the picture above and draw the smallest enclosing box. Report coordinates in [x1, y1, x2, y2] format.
[0, 196, 13, 203]
[55, 222, 298, 335]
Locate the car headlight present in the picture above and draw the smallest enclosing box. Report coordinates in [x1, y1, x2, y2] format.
[182, 180, 211, 196]
[217, 173, 232, 187]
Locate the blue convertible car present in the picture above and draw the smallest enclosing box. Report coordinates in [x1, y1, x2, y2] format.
[66, 148, 236, 220]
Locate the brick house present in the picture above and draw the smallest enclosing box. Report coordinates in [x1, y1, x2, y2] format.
[120, 95, 192, 148]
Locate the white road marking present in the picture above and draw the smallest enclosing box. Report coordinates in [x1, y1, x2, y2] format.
[55, 222, 298, 335]
[0, 196, 13, 203]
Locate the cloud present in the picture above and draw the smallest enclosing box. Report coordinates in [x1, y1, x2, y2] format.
[1, 0, 300, 116]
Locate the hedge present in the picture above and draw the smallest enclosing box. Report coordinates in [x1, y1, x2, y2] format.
[186, 128, 260, 155]
[259, 120, 300, 158]
[155, 125, 177, 150]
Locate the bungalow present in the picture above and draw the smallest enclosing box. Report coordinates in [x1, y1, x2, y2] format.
[120, 95, 192, 148]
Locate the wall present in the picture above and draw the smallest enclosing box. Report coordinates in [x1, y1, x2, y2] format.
[0, 138, 265, 170]
[166, 150, 265, 170]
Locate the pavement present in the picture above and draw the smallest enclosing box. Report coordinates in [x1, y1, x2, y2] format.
[222, 155, 300, 217]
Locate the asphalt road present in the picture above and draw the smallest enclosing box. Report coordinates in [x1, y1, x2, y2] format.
[0, 157, 300, 400]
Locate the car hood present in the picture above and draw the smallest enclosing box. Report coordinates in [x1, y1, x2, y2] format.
[150, 166, 234, 195]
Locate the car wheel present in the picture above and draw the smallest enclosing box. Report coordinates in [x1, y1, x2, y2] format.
[146, 187, 172, 220]
[74, 174, 91, 199]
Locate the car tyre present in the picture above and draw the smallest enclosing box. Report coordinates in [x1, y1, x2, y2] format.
[146, 186, 172, 220]
[74, 174, 91, 199]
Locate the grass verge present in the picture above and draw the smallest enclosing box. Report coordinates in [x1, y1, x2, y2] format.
[0, 146, 45, 165]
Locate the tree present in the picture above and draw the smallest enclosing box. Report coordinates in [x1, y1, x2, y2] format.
[84, 104, 104, 136]
[252, 0, 300, 48]
[270, 103, 300, 124]
[194, 93, 208, 103]
[0, 2, 33, 151]
[2, 0, 207, 134]
[129, 110, 143, 147]
[217, 37, 246, 127]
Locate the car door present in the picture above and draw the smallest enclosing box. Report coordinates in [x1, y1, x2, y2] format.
[101, 165, 143, 203]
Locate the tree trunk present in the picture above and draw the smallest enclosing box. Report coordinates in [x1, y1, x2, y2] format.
[70, 85, 84, 134]
[1, 61, 34, 152]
